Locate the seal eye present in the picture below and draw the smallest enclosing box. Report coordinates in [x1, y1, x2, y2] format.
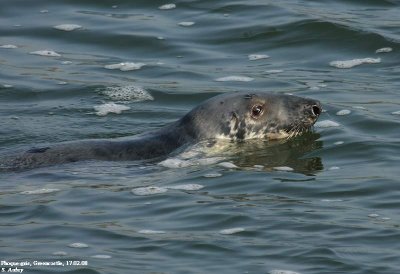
[251, 105, 264, 119]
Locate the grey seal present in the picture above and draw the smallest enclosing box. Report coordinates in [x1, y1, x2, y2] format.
[0, 91, 321, 171]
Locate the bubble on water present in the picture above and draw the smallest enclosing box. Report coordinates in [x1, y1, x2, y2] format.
[20, 188, 60, 195]
[273, 166, 294, 172]
[104, 62, 146, 71]
[167, 184, 204, 191]
[53, 24, 82, 31]
[101, 85, 153, 102]
[218, 162, 238, 169]
[334, 141, 344, 145]
[93, 103, 130, 116]
[68, 243, 89, 248]
[91, 254, 112, 259]
[138, 229, 166, 234]
[375, 47, 392, 53]
[270, 270, 300, 274]
[178, 21, 195, 27]
[219, 227, 245, 235]
[30, 50, 61, 57]
[52, 251, 68, 256]
[0, 44, 18, 49]
[248, 54, 270, 61]
[315, 120, 340, 128]
[329, 58, 381, 69]
[203, 173, 222, 178]
[265, 69, 283, 74]
[336, 109, 351, 116]
[159, 3, 176, 10]
[215, 76, 254, 82]
[391, 111, 400, 115]
[131, 186, 168, 196]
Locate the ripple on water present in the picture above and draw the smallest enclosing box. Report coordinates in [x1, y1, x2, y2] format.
[20, 188, 60, 195]
[53, 24, 82, 31]
[315, 120, 340, 128]
[248, 54, 269, 61]
[29, 50, 61, 57]
[158, 3, 176, 10]
[68, 243, 89, 248]
[167, 184, 204, 190]
[93, 103, 130, 116]
[219, 227, 245, 235]
[336, 109, 351, 116]
[178, 22, 195, 27]
[131, 186, 168, 196]
[375, 47, 392, 53]
[104, 62, 145, 71]
[215, 76, 254, 82]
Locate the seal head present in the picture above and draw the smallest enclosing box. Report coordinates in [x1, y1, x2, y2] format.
[179, 92, 321, 141]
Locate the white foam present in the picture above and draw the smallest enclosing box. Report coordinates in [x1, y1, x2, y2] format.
[219, 227, 245, 235]
[61, 61, 72, 65]
[391, 111, 400, 115]
[273, 166, 293, 172]
[131, 186, 168, 196]
[20, 188, 60, 195]
[265, 69, 283, 74]
[178, 21, 195, 27]
[68, 242, 89, 248]
[329, 58, 381, 69]
[218, 162, 238, 169]
[334, 141, 344, 145]
[328, 166, 340, 170]
[375, 47, 392, 53]
[0, 44, 18, 49]
[105, 62, 145, 71]
[203, 173, 222, 178]
[215, 76, 254, 82]
[248, 54, 269, 61]
[52, 251, 68, 256]
[138, 229, 166, 234]
[40, 9, 49, 13]
[159, 3, 176, 10]
[30, 50, 61, 57]
[91, 254, 112, 259]
[315, 120, 340, 128]
[368, 213, 379, 218]
[53, 24, 82, 31]
[94, 103, 130, 116]
[270, 270, 300, 274]
[101, 85, 154, 102]
[3, 84, 13, 88]
[167, 184, 204, 191]
[336, 109, 351, 116]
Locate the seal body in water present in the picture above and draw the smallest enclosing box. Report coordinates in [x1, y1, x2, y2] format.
[0, 91, 321, 171]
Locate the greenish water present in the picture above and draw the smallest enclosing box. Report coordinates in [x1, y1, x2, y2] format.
[1, 0, 400, 273]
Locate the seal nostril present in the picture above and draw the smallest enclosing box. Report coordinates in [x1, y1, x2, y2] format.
[312, 105, 321, 116]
